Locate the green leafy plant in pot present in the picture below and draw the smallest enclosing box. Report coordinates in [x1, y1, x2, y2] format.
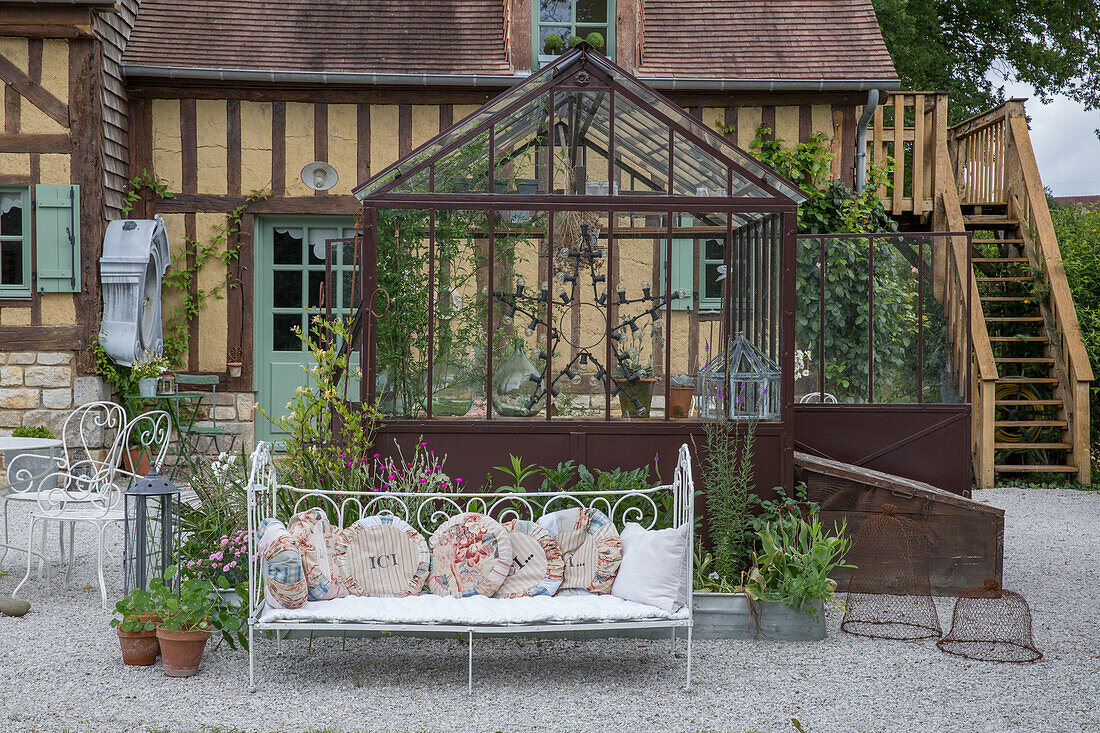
[151, 566, 244, 677]
[110, 588, 161, 666]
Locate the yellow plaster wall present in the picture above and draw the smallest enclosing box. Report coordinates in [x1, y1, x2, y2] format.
[159, 213, 189, 365]
[0, 307, 31, 326]
[283, 102, 314, 197]
[195, 99, 227, 195]
[151, 99, 183, 192]
[736, 107, 761, 150]
[775, 106, 800, 148]
[326, 103, 356, 195]
[20, 99, 65, 134]
[411, 105, 437, 150]
[195, 213, 228, 371]
[40, 293, 75, 325]
[0, 153, 29, 177]
[0, 38, 29, 73]
[39, 153, 69, 185]
[240, 101, 272, 193]
[40, 40, 68, 103]
[812, 105, 833, 143]
[369, 105, 399, 173]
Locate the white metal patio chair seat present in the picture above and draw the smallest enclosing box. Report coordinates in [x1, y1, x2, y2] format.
[11, 410, 172, 608]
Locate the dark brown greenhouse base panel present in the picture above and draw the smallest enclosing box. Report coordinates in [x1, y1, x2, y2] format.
[791, 404, 972, 496]
[373, 419, 791, 495]
[795, 453, 1004, 595]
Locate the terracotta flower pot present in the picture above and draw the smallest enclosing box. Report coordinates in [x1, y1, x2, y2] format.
[118, 626, 160, 666]
[156, 627, 211, 677]
[121, 447, 152, 476]
[669, 386, 694, 418]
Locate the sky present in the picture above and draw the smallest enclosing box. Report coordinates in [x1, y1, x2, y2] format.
[1000, 79, 1100, 197]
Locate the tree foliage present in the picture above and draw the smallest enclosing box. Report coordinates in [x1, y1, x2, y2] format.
[873, 0, 1100, 123]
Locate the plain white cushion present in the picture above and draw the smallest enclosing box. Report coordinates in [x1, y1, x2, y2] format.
[610, 522, 690, 614]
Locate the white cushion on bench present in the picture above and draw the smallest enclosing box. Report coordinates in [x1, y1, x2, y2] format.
[259, 592, 688, 626]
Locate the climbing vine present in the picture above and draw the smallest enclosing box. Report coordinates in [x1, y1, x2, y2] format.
[120, 171, 270, 369]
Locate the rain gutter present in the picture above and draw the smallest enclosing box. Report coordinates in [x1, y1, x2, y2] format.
[855, 89, 882, 191]
[122, 63, 901, 93]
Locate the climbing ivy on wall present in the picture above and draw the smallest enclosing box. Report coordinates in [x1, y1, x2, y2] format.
[120, 172, 270, 369]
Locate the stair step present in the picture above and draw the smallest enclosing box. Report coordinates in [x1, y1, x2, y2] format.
[973, 257, 1029, 264]
[989, 336, 1047, 342]
[976, 276, 1032, 282]
[965, 217, 1020, 228]
[995, 357, 1054, 363]
[986, 316, 1044, 322]
[981, 296, 1035, 302]
[996, 399, 1062, 406]
[995, 419, 1067, 427]
[973, 238, 1024, 244]
[994, 465, 1078, 473]
[999, 377, 1059, 384]
[995, 442, 1071, 450]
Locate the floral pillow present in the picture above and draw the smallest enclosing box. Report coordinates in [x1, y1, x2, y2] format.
[288, 508, 347, 601]
[538, 507, 622, 594]
[335, 515, 430, 597]
[427, 512, 514, 598]
[494, 519, 564, 598]
[257, 518, 307, 610]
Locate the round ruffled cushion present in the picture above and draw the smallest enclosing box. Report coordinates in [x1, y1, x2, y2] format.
[427, 512, 514, 598]
[335, 515, 430, 597]
[538, 507, 622, 594]
[494, 519, 564, 598]
[288, 508, 347, 601]
[257, 518, 308, 610]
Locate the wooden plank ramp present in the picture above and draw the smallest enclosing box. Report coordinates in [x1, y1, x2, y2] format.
[795, 452, 1004, 595]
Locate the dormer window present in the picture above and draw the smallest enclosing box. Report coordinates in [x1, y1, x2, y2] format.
[533, 0, 614, 67]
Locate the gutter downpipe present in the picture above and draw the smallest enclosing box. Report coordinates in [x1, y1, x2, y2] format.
[854, 88, 881, 192]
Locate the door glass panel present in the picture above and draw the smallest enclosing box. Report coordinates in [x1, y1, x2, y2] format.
[308, 228, 337, 265]
[308, 270, 325, 308]
[0, 194, 22, 236]
[272, 271, 302, 308]
[272, 313, 302, 351]
[273, 228, 303, 264]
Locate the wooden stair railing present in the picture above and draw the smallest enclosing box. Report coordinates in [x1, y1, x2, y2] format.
[933, 140, 999, 489]
[1003, 106, 1093, 485]
[864, 92, 948, 216]
[944, 100, 1093, 486]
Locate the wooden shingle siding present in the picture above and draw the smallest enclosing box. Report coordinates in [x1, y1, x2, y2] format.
[92, 0, 138, 218]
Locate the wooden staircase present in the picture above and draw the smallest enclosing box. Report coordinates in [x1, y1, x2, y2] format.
[945, 101, 1093, 487]
[963, 205, 1079, 476]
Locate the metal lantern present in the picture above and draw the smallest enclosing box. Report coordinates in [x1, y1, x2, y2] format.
[695, 332, 781, 420]
[123, 470, 181, 592]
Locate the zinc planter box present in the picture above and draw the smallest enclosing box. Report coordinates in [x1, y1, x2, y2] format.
[693, 592, 825, 640]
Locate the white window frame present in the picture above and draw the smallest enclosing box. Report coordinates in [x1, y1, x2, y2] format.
[0, 186, 32, 298]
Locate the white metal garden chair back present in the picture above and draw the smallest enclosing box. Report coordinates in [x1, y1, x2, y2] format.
[12, 409, 173, 608]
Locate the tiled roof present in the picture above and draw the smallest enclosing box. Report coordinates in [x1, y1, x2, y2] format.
[637, 0, 898, 80]
[122, 0, 512, 76]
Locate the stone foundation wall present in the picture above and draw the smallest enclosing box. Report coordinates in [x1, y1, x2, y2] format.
[0, 351, 109, 438]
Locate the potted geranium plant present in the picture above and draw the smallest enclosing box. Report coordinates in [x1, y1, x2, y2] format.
[110, 588, 160, 666]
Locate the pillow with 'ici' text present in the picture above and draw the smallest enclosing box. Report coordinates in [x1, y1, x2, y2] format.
[538, 507, 622, 595]
[334, 515, 430, 597]
[493, 519, 564, 598]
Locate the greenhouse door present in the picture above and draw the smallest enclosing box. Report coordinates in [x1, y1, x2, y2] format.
[254, 217, 357, 446]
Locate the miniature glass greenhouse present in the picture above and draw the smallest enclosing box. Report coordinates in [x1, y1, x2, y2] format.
[695, 332, 781, 420]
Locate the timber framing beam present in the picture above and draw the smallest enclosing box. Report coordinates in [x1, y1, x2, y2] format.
[156, 193, 361, 215]
[0, 55, 69, 128]
[0, 326, 86, 350]
[0, 133, 70, 153]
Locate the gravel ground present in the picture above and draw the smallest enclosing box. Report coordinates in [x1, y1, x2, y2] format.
[1, 487, 1097, 733]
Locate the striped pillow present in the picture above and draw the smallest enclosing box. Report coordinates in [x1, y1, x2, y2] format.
[334, 515, 430, 597]
[538, 507, 623, 594]
[288, 508, 347, 601]
[257, 518, 308, 610]
[494, 519, 564, 598]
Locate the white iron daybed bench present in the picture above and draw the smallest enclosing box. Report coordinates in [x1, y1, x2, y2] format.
[245, 441, 695, 692]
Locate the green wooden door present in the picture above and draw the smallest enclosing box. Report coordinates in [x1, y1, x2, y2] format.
[254, 217, 358, 445]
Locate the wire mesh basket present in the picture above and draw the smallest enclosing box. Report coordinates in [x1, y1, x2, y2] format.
[937, 578, 1042, 663]
[841, 503, 942, 640]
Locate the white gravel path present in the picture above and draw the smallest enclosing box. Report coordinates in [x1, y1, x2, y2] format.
[1, 487, 1097, 733]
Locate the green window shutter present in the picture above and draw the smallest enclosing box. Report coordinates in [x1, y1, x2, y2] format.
[657, 238, 694, 311]
[34, 184, 80, 293]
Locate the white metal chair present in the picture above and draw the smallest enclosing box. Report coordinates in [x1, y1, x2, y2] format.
[1, 401, 128, 573]
[11, 410, 172, 608]
[799, 391, 838, 404]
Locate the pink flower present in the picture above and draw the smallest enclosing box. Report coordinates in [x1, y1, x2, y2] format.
[220, 537, 229, 546]
[373, 453, 380, 458]
[456, 477, 464, 483]
[419, 478, 427, 484]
